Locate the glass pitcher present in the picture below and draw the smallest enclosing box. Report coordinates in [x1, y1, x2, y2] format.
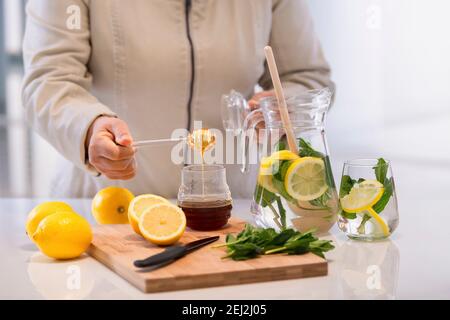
[222, 87, 338, 234]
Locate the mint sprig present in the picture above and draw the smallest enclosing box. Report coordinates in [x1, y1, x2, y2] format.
[216, 224, 334, 261]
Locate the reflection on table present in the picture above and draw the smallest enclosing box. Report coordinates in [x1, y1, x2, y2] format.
[336, 239, 399, 299]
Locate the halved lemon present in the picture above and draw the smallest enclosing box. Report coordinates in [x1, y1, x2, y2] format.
[128, 194, 169, 235]
[284, 157, 328, 201]
[340, 180, 384, 213]
[139, 204, 186, 246]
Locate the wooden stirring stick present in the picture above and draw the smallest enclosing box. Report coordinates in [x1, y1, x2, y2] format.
[264, 46, 299, 154]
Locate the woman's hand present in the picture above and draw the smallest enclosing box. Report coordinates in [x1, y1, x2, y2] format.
[248, 91, 274, 132]
[85, 116, 136, 180]
[248, 90, 274, 110]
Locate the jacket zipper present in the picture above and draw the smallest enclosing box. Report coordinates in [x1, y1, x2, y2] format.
[185, 0, 195, 132]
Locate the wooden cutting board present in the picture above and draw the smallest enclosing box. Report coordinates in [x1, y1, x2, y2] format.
[88, 218, 328, 293]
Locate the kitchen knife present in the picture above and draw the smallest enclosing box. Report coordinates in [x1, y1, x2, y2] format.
[134, 236, 220, 268]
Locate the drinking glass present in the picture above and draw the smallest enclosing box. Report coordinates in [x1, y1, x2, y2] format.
[177, 165, 232, 231]
[338, 159, 399, 241]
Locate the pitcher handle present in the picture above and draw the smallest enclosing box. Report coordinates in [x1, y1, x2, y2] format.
[241, 109, 265, 174]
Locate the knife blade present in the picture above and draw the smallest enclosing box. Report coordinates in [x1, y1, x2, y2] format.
[134, 236, 220, 268]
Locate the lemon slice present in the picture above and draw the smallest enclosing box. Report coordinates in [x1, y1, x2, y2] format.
[259, 156, 274, 175]
[257, 174, 278, 193]
[257, 156, 277, 193]
[257, 150, 300, 192]
[139, 204, 186, 246]
[340, 180, 384, 213]
[270, 150, 300, 161]
[284, 157, 328, 201]
[341, 180, 389, 237]
[128, 194, 170, 235]
[365, 207, 390, 237]
[259, 150, 300, 175]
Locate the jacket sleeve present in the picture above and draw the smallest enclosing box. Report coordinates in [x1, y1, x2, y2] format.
[21, 0, 116, 174]
[259, 0, 334, 93]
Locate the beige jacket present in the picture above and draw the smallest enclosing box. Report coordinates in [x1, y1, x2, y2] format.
[22, 0, 332, 198]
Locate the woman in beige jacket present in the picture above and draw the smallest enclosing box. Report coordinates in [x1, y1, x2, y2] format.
[22, 0, 332, 198]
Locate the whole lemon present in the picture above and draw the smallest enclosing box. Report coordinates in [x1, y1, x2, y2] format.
[33, 211, 93, 260]
[92, 186, 134, 224]
[26, 201, 74, 241]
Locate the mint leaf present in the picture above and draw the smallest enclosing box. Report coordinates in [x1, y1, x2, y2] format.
[372, 158, 394, 214]
[273, 160, 291, 181]
[323, 156, 337, 189]
[254, 184, 276, 207]
[272, 177, 295, 203]
[373, 177, 394, 213]
[374, 158, 388, 185]
[309, 190, 331, 209]
[225, 243, 262, 260]
[220, 224, 335, 261]
[340, 175, 355, 197]
[341, 210, 357, 220]
[299, 138, 324, 158]
[274, 138, 287, 151]
[267, 229, 297, 247]
[226, 234, 236, 243]
[357, 214, 371, 234]
[339, 176, 358, 219]
[276, 197, 287, 229]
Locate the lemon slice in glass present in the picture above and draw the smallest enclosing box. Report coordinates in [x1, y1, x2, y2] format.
[340, 180, 384, 213]
[340, 180, 389, 236]
[257, 150, 300, 193]
[284, 157, 328, 201]
[257, 173, 278, 193]
[365, 207, 390, 237]
[270, 150, 300, 161]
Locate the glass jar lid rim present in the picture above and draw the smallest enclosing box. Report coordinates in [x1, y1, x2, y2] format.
[259, 87, 333, 104]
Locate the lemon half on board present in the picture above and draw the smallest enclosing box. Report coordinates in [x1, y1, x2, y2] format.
[139, 204, 186, 246]
[128, 194, 170, 235]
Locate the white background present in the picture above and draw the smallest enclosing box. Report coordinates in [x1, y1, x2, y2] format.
[1, 0, 449, 197]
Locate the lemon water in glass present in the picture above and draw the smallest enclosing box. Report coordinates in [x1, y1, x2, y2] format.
[338, 159, 399, 241]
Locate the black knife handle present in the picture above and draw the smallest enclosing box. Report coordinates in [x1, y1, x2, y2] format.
[134, 246, 186, 268]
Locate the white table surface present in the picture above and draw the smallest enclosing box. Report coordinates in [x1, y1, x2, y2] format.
[1, 161, 450, 300]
